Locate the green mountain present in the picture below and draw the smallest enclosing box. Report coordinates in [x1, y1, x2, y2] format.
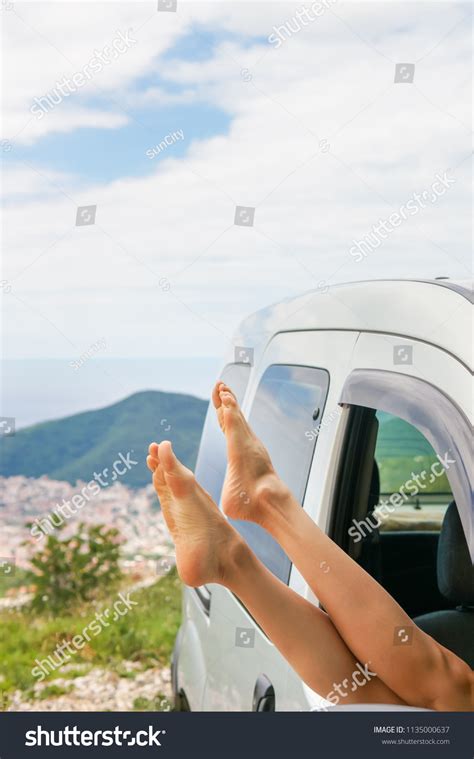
[0, 391, 208, 489]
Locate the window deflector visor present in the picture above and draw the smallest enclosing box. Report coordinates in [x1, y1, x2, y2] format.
[338, 370, 473, 561]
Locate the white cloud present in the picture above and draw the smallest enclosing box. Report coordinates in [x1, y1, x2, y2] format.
[2, 0, 189, 141]
[2, 1, 471, 362]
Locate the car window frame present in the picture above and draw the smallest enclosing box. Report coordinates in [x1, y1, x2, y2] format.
[338, 369, 473, 559]
[231, 362, 330, 584]
[193, 362, 252, 614]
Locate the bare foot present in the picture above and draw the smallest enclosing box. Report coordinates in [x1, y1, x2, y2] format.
[147, 441, 243, 587]
[212, 382, 291, 525]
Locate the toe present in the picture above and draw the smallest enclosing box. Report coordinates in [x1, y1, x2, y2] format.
[149, 442, 159, 457]
[212, 381, 226, 409]
[219, 383, 237, 401]
[159, 441, 192, 478]
[147, 455, 158, 472]
[159, 441, 195, 498]
[220, 390, 238, 411]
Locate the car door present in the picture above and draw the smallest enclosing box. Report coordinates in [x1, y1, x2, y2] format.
[203, 330, 360, 711]
[346, 332, 472, 551]
[283, 329, 473, 711]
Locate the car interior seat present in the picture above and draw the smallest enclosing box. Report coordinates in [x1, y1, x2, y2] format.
[414, 502, 474, 668]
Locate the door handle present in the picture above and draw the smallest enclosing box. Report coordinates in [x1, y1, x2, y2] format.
[253, 674, 275, 712]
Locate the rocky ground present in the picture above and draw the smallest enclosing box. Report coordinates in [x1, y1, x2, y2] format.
[6, 661, 172, 712]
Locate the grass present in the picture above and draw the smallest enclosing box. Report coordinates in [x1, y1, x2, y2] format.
[132, 694, 171, 712]
[36, 684, 73, 700]
[0, 570, 182, 694]
[0, 567, 30, 598]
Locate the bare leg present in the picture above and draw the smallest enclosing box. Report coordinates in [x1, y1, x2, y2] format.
[147, 441, 404, 707]
[213, 382, 473, 711]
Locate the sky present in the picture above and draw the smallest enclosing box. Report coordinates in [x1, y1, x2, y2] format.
[1, 0, 472, 423]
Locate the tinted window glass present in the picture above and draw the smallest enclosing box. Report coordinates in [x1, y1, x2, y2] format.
[230, 364, 329, 583]
[194, 364, 250, 504]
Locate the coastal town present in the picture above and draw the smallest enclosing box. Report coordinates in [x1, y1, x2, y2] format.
[0, 474, 173, 602]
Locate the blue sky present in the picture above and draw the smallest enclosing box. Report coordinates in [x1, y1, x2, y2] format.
[6, 22, 272, 183]
[16, 100, 230, 183]
[2, 1, 471, 423]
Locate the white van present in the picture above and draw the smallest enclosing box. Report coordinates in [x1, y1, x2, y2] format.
[171, 278, 473, 711]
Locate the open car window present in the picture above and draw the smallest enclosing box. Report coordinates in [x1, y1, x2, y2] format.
[374, 411, 452, 532]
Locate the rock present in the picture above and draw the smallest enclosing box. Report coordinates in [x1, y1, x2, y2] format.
[8, 662, 172, 712]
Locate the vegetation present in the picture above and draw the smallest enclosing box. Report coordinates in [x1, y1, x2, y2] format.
[0, 390, 207, 488]
[0, 522, 181, 703]
[0, 566, 30, 598]
[36, 684, 73, 700]
[133, 694, 171, 712]
[0, 569, 181, 694]
[375, 412, 451, 495]
[25, 523, 123, 614]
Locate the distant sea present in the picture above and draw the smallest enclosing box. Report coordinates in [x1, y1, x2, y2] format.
[1, 357, 221, 428]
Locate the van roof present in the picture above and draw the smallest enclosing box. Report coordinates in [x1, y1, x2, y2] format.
[236, 279, 473, 370]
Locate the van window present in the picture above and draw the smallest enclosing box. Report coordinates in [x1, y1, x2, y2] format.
[230, 364, 329, 583]
[332, 404, 454, 618]
[194, 363, 250, 504]
[374, 411, 451, 532]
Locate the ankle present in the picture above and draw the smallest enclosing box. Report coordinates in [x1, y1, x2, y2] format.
[218, 534, 253, 589]
[256, 475, 294, 529]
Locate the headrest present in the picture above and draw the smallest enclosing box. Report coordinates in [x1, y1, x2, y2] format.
[437, 502, 474, 606]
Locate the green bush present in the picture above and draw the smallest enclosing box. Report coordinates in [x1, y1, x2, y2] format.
[25, 523, 122, 614]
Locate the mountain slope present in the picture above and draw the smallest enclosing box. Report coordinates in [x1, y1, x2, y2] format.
[0, 391, 208, 488]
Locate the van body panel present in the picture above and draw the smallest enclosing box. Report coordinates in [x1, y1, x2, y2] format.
[176, 590, 210, 708]
[202, 584, 289, 711]
[173, 280, 472, 711]
[232, 280, 472, 372]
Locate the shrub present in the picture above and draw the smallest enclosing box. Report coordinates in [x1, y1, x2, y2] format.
[25, 523, 122, 614]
